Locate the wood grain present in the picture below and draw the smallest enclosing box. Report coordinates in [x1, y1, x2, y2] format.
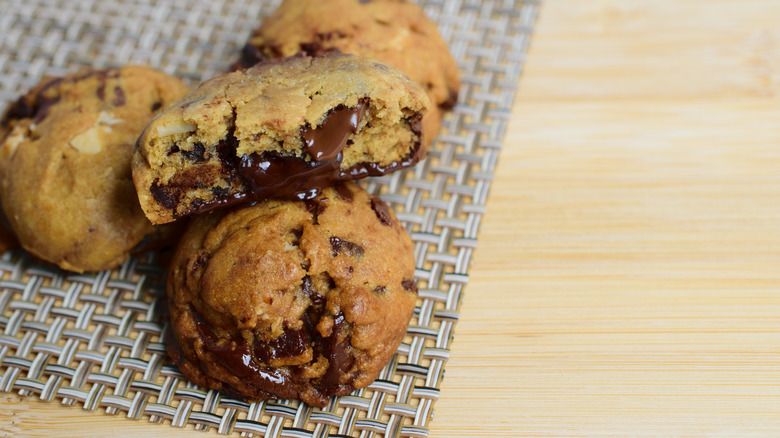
[432, 0, 780, 436]
[4, 0, 780, 437]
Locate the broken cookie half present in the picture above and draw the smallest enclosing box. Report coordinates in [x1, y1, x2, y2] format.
[132, 52, 430, 224]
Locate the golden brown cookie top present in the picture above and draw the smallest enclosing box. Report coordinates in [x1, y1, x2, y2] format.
[0, 66, 189, 272]
[237, 0, 460, 113]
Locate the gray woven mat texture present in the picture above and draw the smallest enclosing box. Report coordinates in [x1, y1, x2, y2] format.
[0, 0, 537, 436]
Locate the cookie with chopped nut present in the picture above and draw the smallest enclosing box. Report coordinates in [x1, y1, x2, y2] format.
[133, 52, 429, 224]
[0, 66, 189, 272]
[166, 182, 418, 407]
[233, 0, 461, 144]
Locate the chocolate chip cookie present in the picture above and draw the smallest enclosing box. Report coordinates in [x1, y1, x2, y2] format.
[133, 52, 430, 225]
[0, 66, 189, 272]
[233, 0, 461, 144]
[166, 182, 418, 407]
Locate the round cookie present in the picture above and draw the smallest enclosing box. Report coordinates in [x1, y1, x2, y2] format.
[0, 66, 189, 272]
[134, 53, 429, 224]
[166, 182, 418, 407]
[234, 0, 461, 143]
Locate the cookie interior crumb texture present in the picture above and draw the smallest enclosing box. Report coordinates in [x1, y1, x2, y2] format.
[234, 0, 461, 144]
[0, 66, 189, 273]
[133, 52, 430, 224]
[166, 182, 418, 407]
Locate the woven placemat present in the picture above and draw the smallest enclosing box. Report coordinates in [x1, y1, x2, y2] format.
[0, 0, 538, 436]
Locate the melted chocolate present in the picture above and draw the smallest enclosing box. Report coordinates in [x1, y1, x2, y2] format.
[254, 328, 310, 363]
[239, 152, 340, 201]
[155, 112, 423, 219]
[301, 99, 367, 162]
[319, 313, 354, 393]
[216, 135, 240, 172]
[193, 310, 294, 396]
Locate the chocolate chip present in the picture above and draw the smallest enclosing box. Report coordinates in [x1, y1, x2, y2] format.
[233, 43, 266, 71]
[2, 80, 62, 126]
[370, 197, 393, 226]
[373, 286, 386, 295]
[150, 180, 178, 209]
[291, 227, 303, 240]
[112, 86, 126, 106]
[329, 237, 364, 257]
[441, 87, 459, 110]
[325, 273, 337, 290]
[302, 275, 325, 306]
[151, 101, 162, 112]
[191, 198, 203, 209]
[211, 186, 229, 199]
[305, 199, 327, 225]
[96, 81, 106, 101]
[167, 145, 180, 156]
[191, 254, 207, 275]
[402, 280, 418, 293]
[334, 183, 354, 202]
[216, 132, 239, 172]
[32, 99, 56, 124]
[182, 143, 207, 162]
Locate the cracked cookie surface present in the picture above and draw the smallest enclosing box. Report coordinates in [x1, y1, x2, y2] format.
[133, 52, 430, 224]
[233, 0, 461, 144]
[0, 66, 189, 272]
[166, 182, 418, 407]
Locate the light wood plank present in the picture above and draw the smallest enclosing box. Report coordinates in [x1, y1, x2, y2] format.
[432, 97, 780, 437]
[520, 0, 780, 100]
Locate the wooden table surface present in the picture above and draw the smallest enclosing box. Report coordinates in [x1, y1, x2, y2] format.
[3, 0, 780, 436]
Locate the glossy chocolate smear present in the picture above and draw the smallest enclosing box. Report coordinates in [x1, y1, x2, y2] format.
[238, 151, 341, 201]
[193, 309, 297, 398]
[318, 313, 355, 394]
[301, 98, 368, 162]
[253, 328, 311, 363]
